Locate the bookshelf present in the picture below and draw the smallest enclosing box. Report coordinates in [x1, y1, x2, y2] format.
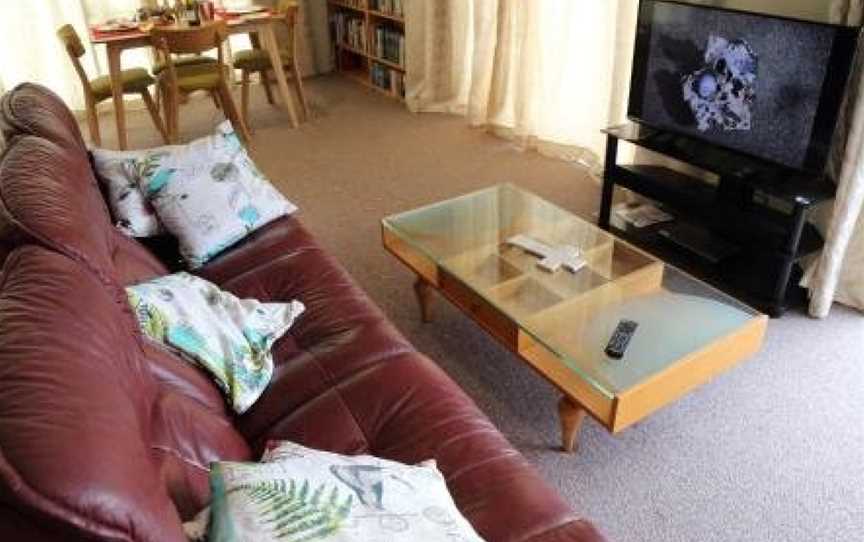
[327, 0, 406, 101]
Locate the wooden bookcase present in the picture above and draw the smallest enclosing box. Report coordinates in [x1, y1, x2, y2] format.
[327, 0, 406, 101]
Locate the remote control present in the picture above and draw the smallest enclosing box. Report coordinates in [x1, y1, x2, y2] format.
[605, 319, 638, 359]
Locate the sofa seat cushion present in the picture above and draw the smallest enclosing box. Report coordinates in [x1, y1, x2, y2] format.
[112, 230, 171, 285]
[150, 389, 252, 521]
[191, 219, 605, 542]
[141, 342, 255, 521]
[195, 215, 306, 285]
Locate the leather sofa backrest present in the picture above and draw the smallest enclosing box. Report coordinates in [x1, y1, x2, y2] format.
[0, 134, 117, 281]
[0, 82, 85, 150]
[0, 83, 253, 534]
[0, 83, 119, 281]
[0, 245, 187, 542]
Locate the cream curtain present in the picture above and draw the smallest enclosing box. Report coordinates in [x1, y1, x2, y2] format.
[404, 0, 638, 165]
[801, 0, 864, 317]
[0, 1, 332, 113]
[0, 1, 125, 111]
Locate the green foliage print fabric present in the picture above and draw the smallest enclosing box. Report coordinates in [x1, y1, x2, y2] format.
[203, 442, 485, 542]
[91, 147, 167, 237]
[126, 272, 304, 414]
[133, 120, 297, 268]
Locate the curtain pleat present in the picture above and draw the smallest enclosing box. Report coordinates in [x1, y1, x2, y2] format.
[405, 0, 637, 165]
[802, 0, 864, 317]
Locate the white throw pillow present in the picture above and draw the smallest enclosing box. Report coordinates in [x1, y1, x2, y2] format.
[91, 147, 165, 237]
[134, 121, 297, 268]
[126, 272, 304, 414]
[204, 441, 485, 542]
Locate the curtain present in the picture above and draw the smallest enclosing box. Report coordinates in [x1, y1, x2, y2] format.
[0, 1, 112, 111]
[801, 0, 864, 317]
[404, 0, 638, 165]
[0, 1, 332, 113]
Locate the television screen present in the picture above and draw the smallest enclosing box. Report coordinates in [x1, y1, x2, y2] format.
[628, 0, 859, 173]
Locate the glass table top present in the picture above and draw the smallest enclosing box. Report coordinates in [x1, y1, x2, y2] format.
[382, 184, 762, 400]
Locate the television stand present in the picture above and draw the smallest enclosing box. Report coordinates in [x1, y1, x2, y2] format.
[599, 123, 836, 317]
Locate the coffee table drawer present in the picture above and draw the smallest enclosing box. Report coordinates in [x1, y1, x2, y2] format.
[439, 269, 520, 349]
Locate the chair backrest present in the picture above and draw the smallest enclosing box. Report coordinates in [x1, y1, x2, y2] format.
[151, 20, 228, 104]
[151, 20, 228, 58]
[56, 24, 92, 98]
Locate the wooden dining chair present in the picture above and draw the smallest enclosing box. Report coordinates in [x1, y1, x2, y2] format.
[57, 24, 167, 146]
[151, 21, 251, 145]
[232, 0, 309, 127]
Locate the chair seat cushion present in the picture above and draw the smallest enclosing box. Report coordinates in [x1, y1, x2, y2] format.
[153, 55, 218, 75]
[232, 48, 293, 72]
[91, 68, 154, 101]
[170, 63, 224, 92]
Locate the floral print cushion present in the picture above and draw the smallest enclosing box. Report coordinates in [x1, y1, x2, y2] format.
[200, 441, 485, 542]
[133, 121, 297, 268]
[126, 272, 304, 414]
[91, 147, 167, 237]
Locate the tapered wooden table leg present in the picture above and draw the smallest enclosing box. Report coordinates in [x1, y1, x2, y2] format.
[558, 396, 586, 453]
[414, 278, 433, 323]
[107, 44, 127, 150]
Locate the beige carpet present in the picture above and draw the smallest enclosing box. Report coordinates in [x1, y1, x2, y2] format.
[93, 75, 864, 542]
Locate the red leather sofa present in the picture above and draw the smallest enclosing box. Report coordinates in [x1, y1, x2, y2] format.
[0, 83, 604, 542]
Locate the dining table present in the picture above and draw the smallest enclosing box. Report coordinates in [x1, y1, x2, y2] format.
[89, 10, 301, 150]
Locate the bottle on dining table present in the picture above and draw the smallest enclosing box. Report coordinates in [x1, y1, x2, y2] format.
[185, 0, 201, 26]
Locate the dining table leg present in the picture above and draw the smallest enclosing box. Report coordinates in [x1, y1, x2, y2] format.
[261, 24, 299, 128]
[106, 43, 127, 150]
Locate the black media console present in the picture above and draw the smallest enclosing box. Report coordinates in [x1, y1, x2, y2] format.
[599, 123, 836, 318]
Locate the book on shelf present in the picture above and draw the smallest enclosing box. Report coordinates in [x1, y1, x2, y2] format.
[332, 12, 366, 52]
[333, 0, 364, 8]
[369, 0, 404, 17]
[370, 62, 405, 98]
[371, 24, 405, 67]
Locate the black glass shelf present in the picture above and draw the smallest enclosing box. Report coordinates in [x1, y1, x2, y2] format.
[612, 165, 823, 258]
[603, 123, 836, 206]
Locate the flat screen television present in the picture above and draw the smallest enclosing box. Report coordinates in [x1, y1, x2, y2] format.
[628, 0, 860, 173]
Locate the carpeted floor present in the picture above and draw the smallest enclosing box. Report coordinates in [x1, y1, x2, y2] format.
[96, 75, 864, 542]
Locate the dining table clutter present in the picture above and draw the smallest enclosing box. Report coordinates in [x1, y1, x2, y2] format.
[80, 1, 308, 150]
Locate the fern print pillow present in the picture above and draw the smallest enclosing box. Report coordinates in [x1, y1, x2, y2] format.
[126, 272, 304, 413]
[91, 147, 167, 237]
[205, 441, 485, 542]
[134, 121, 297, 268]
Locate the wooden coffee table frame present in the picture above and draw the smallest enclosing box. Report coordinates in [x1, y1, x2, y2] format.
[383, 225, 767, 453]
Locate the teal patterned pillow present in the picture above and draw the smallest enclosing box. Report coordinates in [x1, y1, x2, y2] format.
[91, 147, 167, 237]
[126, 272, 304, 413]
[202, 441, 485, 542]
[132, 121, 297, 268]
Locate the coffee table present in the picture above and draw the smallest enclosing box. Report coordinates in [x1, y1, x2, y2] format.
[381, 184, 768, 452]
